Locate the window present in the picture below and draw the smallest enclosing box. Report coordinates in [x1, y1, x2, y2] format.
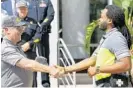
[90, 0, 108, 55]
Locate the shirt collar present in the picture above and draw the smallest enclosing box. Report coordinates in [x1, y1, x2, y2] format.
[103, 28, 118, 39]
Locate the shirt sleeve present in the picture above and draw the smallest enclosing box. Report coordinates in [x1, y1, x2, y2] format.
[110, 35, 130, 60]
[2, 46, 25, 66]
[41, 0, 55, 26]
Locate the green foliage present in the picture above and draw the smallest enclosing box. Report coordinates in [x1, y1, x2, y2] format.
[113, 0, 133, 44]
[113, 0, 132, 9]
[113, 0, 123, 8]
[125, 8, 133, 35]
[84, 20, 98, 54]
[84, 0, 133, 55]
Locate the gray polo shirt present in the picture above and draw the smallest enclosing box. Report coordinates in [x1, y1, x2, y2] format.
[1, 37, 33, 87]
[93, 28, 130, 60]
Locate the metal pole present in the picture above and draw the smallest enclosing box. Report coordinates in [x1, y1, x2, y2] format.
[50, 0, 59, 88]
[108, 0, 113, 5]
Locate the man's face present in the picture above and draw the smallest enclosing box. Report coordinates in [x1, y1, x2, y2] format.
[17, 6, 28, 18]
[5, 26, 25, 43]
[98, 9, 109, 31]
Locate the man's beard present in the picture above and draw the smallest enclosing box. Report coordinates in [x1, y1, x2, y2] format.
[98, 21, 107, 31]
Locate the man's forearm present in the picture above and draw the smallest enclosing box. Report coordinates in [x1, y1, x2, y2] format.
[16, 59, 50, 73]
[99, 57, 131, 74]
[41, 16, 54, 27]
[29, 60, 50, 73]
[65, 56, 96, 73]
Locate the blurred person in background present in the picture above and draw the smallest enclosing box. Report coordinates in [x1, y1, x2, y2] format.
[27, 0, 55, 87]
[15, 0, 42, 86]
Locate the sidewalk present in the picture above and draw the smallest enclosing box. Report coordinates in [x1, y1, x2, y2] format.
[59, 84, 93, 88]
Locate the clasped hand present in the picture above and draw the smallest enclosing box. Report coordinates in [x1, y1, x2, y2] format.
[49, 65, 66, 78]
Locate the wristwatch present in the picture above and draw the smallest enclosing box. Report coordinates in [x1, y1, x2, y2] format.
[96, 66, 100, 74]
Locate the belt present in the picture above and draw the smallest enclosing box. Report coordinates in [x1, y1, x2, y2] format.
[95, 76, 111, 86]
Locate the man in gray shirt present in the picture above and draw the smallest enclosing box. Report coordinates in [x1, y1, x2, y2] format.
[1, 16, 57, 87]
[52, 5, 131, 87]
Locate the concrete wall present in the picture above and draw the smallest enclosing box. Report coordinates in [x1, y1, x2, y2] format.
[62, 0, 90, 59]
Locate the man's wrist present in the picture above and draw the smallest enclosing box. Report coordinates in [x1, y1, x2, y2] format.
[64, 67, 69, 74]
[96, 66, 100, 74]
[47, 66, 51, 73]
[63, 67, 66, 74]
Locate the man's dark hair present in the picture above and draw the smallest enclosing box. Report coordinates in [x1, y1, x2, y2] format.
[105, 5, 132, 49]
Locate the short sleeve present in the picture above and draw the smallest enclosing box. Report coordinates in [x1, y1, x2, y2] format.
[110, 35, 130, 60]
[1, 46, 25, 66]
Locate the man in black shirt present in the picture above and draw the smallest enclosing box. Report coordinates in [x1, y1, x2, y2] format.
[16, 0, 42, 86]
[27, 0, 55, 87]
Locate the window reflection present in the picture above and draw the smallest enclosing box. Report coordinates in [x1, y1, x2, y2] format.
[58, 0, 108, 55]
[90, 0, 107, 55]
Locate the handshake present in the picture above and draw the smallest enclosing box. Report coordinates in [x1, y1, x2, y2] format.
[49, 65, 67, 78]
[35, 56, 67, 78]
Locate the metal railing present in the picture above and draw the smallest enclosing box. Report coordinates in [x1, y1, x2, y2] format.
[58, 38, 76, 88]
